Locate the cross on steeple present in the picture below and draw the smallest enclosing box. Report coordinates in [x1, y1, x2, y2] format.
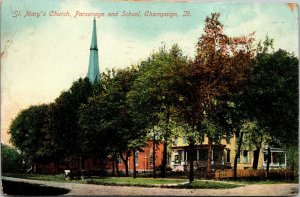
[87, 18, 100, 83]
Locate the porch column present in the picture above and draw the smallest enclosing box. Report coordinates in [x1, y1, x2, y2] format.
[211, 149, 214, 164]
[182, 150, 185, 162]
[196, 150, 199, 161]
[271, 152, 273, 165]
[284, 153, 287, 166]
[222, 149, 224, 165]
[185, 151, 188, 162]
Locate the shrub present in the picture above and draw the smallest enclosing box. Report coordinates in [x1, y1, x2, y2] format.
[1, 144, 22, 173]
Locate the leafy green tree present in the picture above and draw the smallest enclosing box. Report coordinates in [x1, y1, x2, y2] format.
[79, 67, 146, 177]
[246, 48, 298, 146]
[48, 77, 94, 170]
[243, 39, 298, 176]
[78, 94, 112, 174]
[1, 143, 22, 173]
[128, 44, 188, 177]
[9, 104, 50, 172]
[239, 120, 270, 170]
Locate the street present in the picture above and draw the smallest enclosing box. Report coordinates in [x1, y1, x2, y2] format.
[1, 176, 298, 196]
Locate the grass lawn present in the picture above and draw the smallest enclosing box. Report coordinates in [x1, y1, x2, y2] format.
[86, 178, 244, 189]
[3, 173, 186, 186]
[2, 173, 245, 189]
[86, 177, 186, 186]
[3, 173, 71, 182]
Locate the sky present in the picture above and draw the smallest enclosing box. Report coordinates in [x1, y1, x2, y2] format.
[1, 0, 299, 145]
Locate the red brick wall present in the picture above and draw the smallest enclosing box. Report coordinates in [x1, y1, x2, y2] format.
[117, 140, 164, 172]
[35, 141, 164, 174]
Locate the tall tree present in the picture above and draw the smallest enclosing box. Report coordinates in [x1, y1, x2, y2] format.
[48, 77, 94, 170]
[9, 104, 51, 172]
[175, 13, 255, 181]
[79, 67, 146, 177]
[128, 44, 188, 177]
[78, 94, 112, 170]
[243, 39, 298, 175]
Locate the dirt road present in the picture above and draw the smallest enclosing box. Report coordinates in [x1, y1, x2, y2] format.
[2, 176, 298, 196]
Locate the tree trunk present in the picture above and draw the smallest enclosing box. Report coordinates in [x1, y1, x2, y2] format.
[161, 142, 168, 178]
[79, 156, 85, 178]
[79, 156, 82, 171]
[161, 107, 170, 178]
[100, 159, 104, 176]
[67, 158, 71, 169]
[124, 158, 129, 177]
[121, 152, 130, 177]
[133, 150, 137, 178]
[206, 137, 212, 179]
[266, 146, 271, 179]
[153, 138, 156, 178]
[82, 157, 85, 170]
[252, 148, 260, 170]
[116, 156, 119, 177]
[234, 131, 243, 180]
[188, 138, 195, 183]
[54, 160, 59, 175]
[112, 154, 115, 176]
[33, 161, 37, 174]
[52, 161, 56, 175]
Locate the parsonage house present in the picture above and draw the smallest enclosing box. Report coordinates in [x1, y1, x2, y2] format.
[170, 135, 287, 172]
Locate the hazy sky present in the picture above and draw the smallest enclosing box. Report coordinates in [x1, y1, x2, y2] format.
[1, 0, 298, 145]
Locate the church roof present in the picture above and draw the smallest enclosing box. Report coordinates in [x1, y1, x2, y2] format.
[87, 18, 100, 83]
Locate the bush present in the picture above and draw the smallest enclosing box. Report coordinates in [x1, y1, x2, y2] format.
[1, 144, 22, 173]
[269, 169, 295, 180]
[155, 165, 172, 171]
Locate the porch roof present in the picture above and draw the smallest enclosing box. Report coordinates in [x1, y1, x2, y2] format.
[171, 144, 226, 150]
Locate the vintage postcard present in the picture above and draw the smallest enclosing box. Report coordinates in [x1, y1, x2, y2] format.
[1, 0, 299, 196]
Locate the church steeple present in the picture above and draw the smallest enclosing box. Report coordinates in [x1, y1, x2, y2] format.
[87, 18, 100, 83]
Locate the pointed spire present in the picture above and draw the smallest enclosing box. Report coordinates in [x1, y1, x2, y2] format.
[87, 18, 100, 83]
[90, 18, 98, 50]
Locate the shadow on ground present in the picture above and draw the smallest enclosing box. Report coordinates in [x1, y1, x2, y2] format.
[2, 180, 70, 196]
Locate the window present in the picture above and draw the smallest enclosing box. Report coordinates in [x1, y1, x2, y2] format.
[271, 152, 285, 164]
[277, 152, 286, 165]
[226, 149, 231, 163]
[182, 136, 187, 145]
[263, 152, 268, 162]
[173, 138, 178, 145]
[183, 150, 187, 161]
[199, 149, 208, 161]
[174, 155, 180, 164]
[213, 149, 221, 161]
[150, 151, 153, 166]
[236, 151, 240, 163]
[226, 134, 231, 144]
[199, 134, 205, 143]
[178, 150, 182, 161]
[117, 154, 122, 164]
[135, 151, 139, 166]
[243, 150, 248, 163]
